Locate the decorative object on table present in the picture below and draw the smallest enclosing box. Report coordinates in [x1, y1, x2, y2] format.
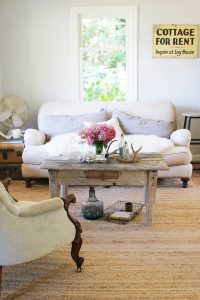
[0, 94, 29, 139]
[79, 123, 116, 156]
[116, 134, 130, 159]
[123, 141, 129, 159]
[104, 200, 143, 223]
[81, 186, 103, 220]
[118, 133, 125, 157]
[113, 144, 142, 163]
[78, 151, 96, 163]
[125, 201, 133, 212]
[118, 133, 130, 159]
[78, 151, 108, 163]
[105, 140, 142, 163]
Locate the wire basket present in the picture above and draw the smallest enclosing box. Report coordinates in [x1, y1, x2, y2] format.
[104, 200, 144, 223]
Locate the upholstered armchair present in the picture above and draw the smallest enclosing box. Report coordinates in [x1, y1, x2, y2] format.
[0, 181, 84, 291]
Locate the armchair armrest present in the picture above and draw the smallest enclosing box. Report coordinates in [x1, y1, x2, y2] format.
[170, 129, 191, 148]
[24, 128, 46, 146]
[15, 197, 64, 217]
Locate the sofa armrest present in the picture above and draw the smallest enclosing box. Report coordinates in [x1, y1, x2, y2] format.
[170, 129, 191, 148]
[24, 128, 46, 146]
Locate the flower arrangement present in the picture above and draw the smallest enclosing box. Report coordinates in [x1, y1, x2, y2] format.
[79, 123, 116, 155]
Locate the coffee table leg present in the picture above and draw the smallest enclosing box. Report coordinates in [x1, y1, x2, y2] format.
[60, 184, 68, 198]
[144, 171, 157, 225]
[48, 170, 59, 197]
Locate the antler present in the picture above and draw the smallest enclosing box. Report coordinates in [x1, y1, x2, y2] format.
[113, 144, 142, 163]
[105, 140, 118, 159]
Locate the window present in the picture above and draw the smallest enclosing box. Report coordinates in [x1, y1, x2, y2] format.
[70, 6, 138, 102]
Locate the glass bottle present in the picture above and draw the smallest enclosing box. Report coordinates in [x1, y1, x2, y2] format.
[123, 141, 129, 159]
[118, 134, 125, 158]
[81, 187, 104, 220]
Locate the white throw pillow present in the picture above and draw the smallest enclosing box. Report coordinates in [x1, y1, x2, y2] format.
[83, 116, 123, 137]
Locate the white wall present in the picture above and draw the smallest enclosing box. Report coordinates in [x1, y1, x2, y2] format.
[0, 0, 200, 157]
[0, 40, 1, 97]
[0, 67, 2, 98]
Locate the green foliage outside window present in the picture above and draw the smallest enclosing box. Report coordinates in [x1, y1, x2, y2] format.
[82, 18, 126, 102]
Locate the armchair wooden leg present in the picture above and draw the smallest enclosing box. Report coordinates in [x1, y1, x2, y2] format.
[62, 193, 84, 272]
[0, 266, 2, 292]
[71, 226, 84, 272]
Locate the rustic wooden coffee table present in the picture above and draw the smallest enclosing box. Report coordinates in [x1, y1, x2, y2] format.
[41, 154, 168, 226]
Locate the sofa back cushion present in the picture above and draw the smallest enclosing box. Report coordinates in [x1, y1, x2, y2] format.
[43, 109, 107, 138]
[113, 110, 174, 138]
[38, 100, 176, 136]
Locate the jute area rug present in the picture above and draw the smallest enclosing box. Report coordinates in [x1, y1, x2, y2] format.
[1, 179, 200, 300]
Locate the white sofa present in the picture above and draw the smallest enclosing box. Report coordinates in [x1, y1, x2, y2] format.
[22, 101, 192, 188]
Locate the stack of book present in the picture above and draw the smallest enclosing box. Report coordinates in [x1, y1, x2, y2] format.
[109, 211, 134, 221]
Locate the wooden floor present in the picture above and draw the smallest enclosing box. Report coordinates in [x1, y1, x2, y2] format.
[192, 169, 200, 185]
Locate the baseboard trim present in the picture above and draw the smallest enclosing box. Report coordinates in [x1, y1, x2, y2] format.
[192, 155, 200, 170]
[192, 154, 200, 163]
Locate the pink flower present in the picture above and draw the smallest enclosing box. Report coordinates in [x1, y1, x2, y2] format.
[79, 123, 116, 146]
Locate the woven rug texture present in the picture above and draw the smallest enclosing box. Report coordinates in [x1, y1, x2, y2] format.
[1, 179, 200, 300]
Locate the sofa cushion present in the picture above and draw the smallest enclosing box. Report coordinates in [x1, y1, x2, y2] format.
[22, 145, 50, 165]
[23, 133, 175, 165]
[43, 109, 107, 138]
[84, 116, 123, 137]
[158, 164, 193, 179]
[162, 146, 192, 166]
[113, 110, 174, 138]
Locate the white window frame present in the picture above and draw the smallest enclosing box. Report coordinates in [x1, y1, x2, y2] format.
[70, 6, 138, 102]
